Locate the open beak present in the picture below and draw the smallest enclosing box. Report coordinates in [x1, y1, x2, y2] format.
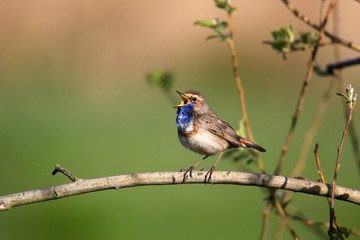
[174, 91, 190, 108]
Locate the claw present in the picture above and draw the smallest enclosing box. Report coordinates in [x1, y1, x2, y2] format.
[204, 167, 215, 183]
[182, 166, 194, 183]
[181, 155, 210, 183]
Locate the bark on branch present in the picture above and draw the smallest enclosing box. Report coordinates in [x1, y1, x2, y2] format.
[1, 171, 359, 210]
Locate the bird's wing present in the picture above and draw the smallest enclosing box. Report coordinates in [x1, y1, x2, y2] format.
[197, 112, 242, 148]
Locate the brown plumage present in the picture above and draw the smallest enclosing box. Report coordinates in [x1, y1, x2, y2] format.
[200, 112, 265, 151]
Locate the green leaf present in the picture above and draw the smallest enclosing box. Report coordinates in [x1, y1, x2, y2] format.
[219, 33, 231, 42]
[299, 31, 318, 48]
[214, 0, 227, 9]
[195, 18, 229, 41]
[336, 92, 346, 98]
[213, 21, 228, 33]
[339, 227, 350, 238]
[266, 25, 295, 52]
[194, 20, 215, 28]
[229, 6, 237, 13]
[329, 226, 351, 239]
[265, 25, 322, 58]
[206, 35, 220, 41]
[214, 0, 237, 13]
[236, 119, 247, 138]
[146, 70, 175, 91]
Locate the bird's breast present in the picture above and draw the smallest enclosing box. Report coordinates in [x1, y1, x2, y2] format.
[178, 128, 229, 155]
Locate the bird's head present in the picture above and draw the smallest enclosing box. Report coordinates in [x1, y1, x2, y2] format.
[175, 90, 210, 114]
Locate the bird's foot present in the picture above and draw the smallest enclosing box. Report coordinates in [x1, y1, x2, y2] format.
[204, 167, 215, 183]
[181, 166, 194, 183]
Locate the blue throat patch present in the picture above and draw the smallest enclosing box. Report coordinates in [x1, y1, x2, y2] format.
[176, 104, 195, 133]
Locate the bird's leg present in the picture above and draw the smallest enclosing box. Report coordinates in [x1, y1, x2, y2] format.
[182, 155, 209, 183]
[204, 152, 224, 183]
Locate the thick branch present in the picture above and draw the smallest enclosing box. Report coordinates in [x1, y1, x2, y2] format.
[0, 171, 359, 210]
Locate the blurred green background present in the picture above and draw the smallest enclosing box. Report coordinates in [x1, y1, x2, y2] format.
[1, 1, 359, 239]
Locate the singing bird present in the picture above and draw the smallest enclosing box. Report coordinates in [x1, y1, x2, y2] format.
[175, 90, 266, 183]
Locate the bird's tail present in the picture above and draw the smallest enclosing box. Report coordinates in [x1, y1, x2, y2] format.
[239, 138, 266, 152]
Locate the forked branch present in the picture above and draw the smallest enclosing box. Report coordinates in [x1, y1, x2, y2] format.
[281, 0, 360, 52]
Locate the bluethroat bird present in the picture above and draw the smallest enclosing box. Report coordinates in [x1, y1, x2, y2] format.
[175, 90, 266, 183]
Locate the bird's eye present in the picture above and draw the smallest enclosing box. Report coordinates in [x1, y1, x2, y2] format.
[192, 97, 197, 102]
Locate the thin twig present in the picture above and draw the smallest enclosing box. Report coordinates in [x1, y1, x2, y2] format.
[281, 0, 360, 52]
[52, 164, 80, 182]
[273, 197, 299, 239]
[336, 73, 360, 174]
[262, 190, 297, 239]
[273, 193, 299, 239]
[226, 10, 266, 174]
[227, 10, 292, 238]
[1, 170, 360, 210]
[286, 205, 330, 238]
[228, 8, 291, 239]
[274, 0, 337, 176]
[260, 201, 272, 240]
[294, 4, 342, 178]
[288, 214, 329, 238]
[314, 143, 340, 229]
[271, 2, 337, 237]
[227, 13, 284, 239]
[314, 143, 326, 184]
[329, 99, 356, 233]
[269, 2, 339, 238]
[282, 2, 338, 212]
